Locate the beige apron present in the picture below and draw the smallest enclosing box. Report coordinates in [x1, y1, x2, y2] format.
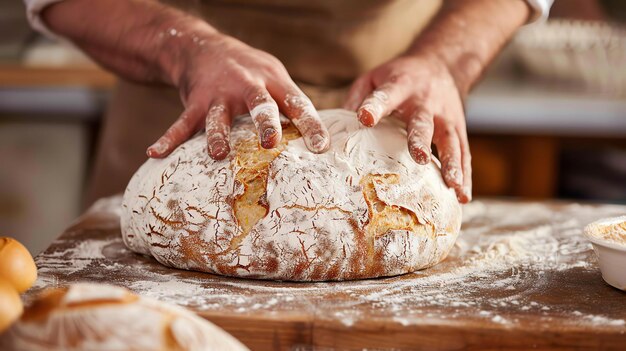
[84, 0, 441, 205]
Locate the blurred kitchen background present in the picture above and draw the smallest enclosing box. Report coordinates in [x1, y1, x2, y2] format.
[1, 0, 625, 254]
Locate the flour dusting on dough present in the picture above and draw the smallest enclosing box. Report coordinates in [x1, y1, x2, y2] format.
[120, 109, 461, 281]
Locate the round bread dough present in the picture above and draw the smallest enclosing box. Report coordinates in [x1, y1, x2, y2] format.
[0, 238, 37, 293]
[1, 283, 248, 351]
[121, 109, 462, 281]
[0, 278, 22, 333]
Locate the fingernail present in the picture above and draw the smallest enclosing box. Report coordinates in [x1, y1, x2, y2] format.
[462, 186, 472, 202]
[357, 109, 375, 127]
[457, 194, 466, 204]
[147, 141, 168, 157]
[209, 140, 229, 160]
[308, 133, 328, 153]
[410, 144, 431, 165]
[261, 127, 279, 149]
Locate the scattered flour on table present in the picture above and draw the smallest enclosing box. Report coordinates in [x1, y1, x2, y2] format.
[35, 238, 112, 276]
[32, 198, 626, 329]
[584, 315, 626, 327]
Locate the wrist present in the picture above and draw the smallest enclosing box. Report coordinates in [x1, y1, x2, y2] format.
[407, 39, 482, 98]
[406, 0, 530, 97]
[404, 47, 471, 98]
[154, 15, 221, 86]
[40, 0, 222, 85]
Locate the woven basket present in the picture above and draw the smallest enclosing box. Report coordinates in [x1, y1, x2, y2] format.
[513, 19, 626, 95]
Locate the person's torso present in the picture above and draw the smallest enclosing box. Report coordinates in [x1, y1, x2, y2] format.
[161, 0, 442, 86]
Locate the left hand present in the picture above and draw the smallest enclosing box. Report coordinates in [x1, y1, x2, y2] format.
[344, 54, 472, 203]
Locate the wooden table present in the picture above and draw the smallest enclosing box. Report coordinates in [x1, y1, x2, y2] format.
[29, 196, 626, 350]
[0, 64, 115, 88]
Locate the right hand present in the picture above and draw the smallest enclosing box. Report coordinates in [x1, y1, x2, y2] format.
[147, 34, 330, 160]
[344, 54, 472, 203]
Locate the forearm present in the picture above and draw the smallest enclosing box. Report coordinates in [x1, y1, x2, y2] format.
[408, 0, 531, 97]
[41, 0, 219, 85]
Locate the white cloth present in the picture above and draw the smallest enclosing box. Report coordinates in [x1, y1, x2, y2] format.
[526, 0, 554, 22]
[23, 0, 65, 39]
[24, 0, 554, 39]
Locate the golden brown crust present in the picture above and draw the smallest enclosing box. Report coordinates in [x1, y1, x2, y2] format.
[232, 121, 301, 243]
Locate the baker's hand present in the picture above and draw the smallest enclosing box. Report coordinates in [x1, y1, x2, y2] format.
[147, 34, 330, 160]
[344, 54, 471, 203]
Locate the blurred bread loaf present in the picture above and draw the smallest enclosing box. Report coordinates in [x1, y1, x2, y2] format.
[0, 283, 249, 351]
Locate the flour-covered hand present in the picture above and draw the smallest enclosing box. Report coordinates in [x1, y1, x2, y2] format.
[41, 0, 328, 161]
[147, 34, 329, 160]
[344, 55, 471, 203]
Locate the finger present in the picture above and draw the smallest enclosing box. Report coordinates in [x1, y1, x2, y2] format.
[432, 118, 464, 201]
[244, 85, 281, 149]
[147, 103, 205, 158]
[343, 75, 373, 111]
[357, 82, 412, 127]
[269, 82, 329, 153]
[205, 103, 232, 160]
[404, 105, 435, 165]
[457, 125, 472, 203]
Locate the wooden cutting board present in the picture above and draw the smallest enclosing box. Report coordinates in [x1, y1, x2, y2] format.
[28, 196, 626, 350]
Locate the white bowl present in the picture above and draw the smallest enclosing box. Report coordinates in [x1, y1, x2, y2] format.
[584, 216, 626, 291]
